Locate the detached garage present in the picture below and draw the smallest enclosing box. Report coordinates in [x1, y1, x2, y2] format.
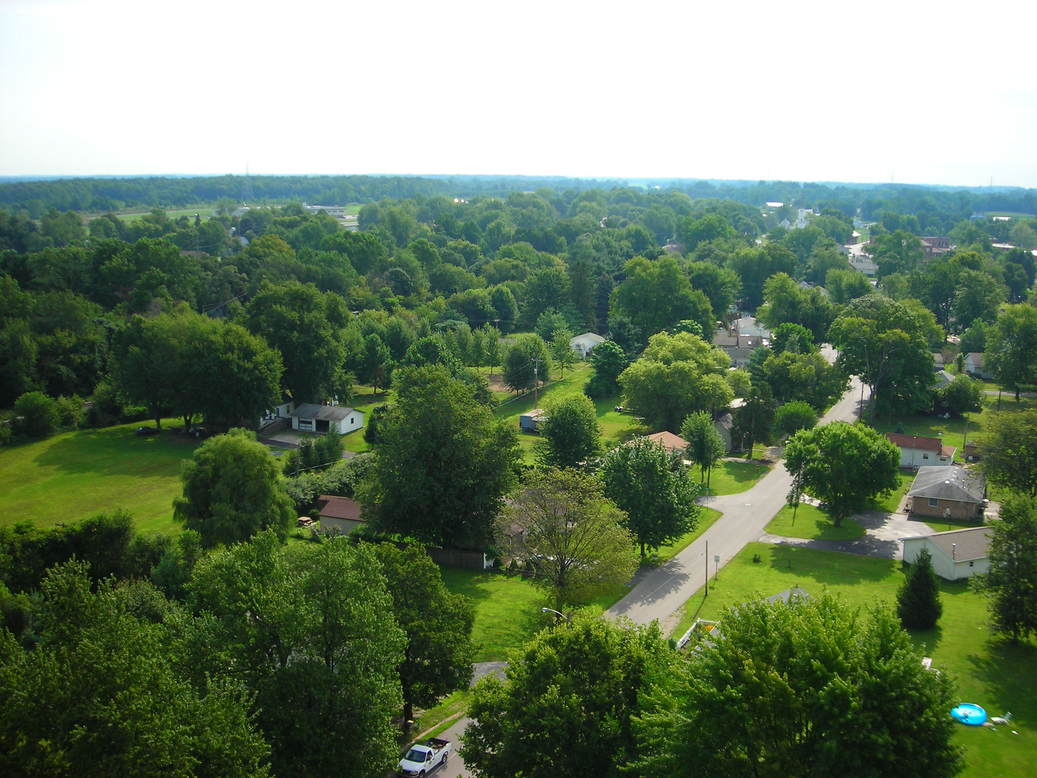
[290, 404, 364, 435]
[902, 526, 992, 581]
[316, 495, 366, 536]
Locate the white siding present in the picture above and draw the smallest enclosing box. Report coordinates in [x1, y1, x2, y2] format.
[902, 537, 988, 580]
[898, 447, 953, 468]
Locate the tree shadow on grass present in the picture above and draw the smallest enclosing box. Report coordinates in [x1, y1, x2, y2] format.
[765, 544, 898, 585]
[33, 425, 197, 478]
[964, 638, 1037, 722]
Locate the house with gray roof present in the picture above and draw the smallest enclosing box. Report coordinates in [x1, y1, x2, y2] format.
[902, 527, 992, 580]
[906, 466, 985, 521]
[290, 404, 364, 435]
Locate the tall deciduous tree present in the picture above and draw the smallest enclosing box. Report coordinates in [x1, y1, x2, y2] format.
[897, 547, 943, 630]
[462, 612, 671, 778]
[359, 365, 519, 548]
[633, 595, 962, 777]
[978, 409, 1037, 497]
[584, 339, 627, 398]
[187, 533, 405, 777]
[536, 395, 601, 469]
[986, 303, 1037, 400]
[372, 543, 474, 726]
[984, 496, 1037, 642]
[498, 469, 637, 606]
[611, 256, 714, 339]
[502, 333, 551, 393]
[173, 429, 294, 547]
[243, 281, 350, 403]
[784, 422, 899, 526]
[599, 437, 700, 556]
[0, 561, 271, 777]
[681, 411, 726, 486]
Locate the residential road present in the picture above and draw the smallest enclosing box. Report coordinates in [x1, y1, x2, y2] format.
[607, 374, 870, 628]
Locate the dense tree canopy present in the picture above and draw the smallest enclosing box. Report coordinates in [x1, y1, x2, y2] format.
[634, 595, 962, 777]
[536, 394, 601, 469]
[784, 422, 899, 526]
[173, 429, 294, 547]
[984, 496, 1037, 642]
[359, 365, 519, 548]
[462, 613, 671, 778]
[978, 410, 1037, 497]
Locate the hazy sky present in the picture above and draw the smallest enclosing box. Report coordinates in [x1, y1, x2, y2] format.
[2, 0, 1035, 187]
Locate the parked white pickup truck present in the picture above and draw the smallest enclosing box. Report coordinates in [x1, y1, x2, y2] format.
[397, 737, 451, 776]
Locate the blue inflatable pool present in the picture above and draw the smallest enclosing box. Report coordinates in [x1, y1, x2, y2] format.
[951, 703, 987, 726]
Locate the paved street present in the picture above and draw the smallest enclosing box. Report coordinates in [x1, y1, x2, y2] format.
[607, 375, 870, 627]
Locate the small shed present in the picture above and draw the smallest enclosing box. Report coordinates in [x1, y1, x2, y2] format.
[902, 527, 992, 580]
[290, 404, 364, 435]
[519, 409, 548, 433]
[569, 332, 606, 359]
[316, 495, 365, 536]
[963, 353, 993, 380]
[906, 466, 985, 520]
[645, 430, 689, 455]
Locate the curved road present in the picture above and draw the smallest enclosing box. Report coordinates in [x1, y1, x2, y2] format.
[607, 375, 870, 627]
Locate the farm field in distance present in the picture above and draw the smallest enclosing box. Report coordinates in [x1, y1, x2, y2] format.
[0, 420, 199, 534]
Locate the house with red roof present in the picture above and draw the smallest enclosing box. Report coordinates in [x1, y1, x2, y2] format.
[884, 433, 955, 468]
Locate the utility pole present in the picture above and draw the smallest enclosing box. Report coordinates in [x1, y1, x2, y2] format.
[532, 357, 541, 406]
[705, 540, 709, 596]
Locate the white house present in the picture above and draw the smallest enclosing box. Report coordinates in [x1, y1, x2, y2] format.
[290, 404, 364, 435]
[963, 353, 994, 380]
[884, 433, 955, 468]
[316, 495, 366, 536]
[569, 332, 605, 359]
[902, 526, 992, 580]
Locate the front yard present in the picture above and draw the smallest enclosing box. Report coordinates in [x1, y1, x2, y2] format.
[673, 542, 1037, 778]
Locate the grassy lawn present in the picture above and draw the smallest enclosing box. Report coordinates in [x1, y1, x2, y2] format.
[672, 543, 1037, 777]
[116, 207, 215, 222]
[764, 503, 866, 540]
[0, 420, 199, 534]
[700, 459, 770, 496]
[868, 414, 979, 465]
[868, 470, 915, 513]
[438, 567, 546, 662]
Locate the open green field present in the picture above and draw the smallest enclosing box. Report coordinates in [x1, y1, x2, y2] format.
[114, 207, 215, 222]
[438, 567, 547, 662]
[765, 503, 866, 540]
[674, 543, 1037, 777]
[0, 420, 198, 534]
[869, 469, 915, 513]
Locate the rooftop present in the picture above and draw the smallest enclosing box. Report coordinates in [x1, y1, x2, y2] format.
[907, 466, 985, 503]
[291, 403, 357, 422]
[316, 495, 364, 522]
[645, 431, 689, 453]
[906, 526, 992, 562]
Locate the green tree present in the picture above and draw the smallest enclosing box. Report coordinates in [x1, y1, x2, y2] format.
[187, 533, 405, 776]
[686, 261, 740, 318]
[633, 595, 962, 777]
[869, 229, 924, 277]
[498, 468, 637, 606]
[550, 328, 576, 376]
[462, 612, 671, 778]
[611, 256, 715, 339]
[584, 339, 627, 398]
[829, 296, 934, 419]
[934, 374, 981, 417]
[534, 308, 570, 342]
[0, 561, 271, 777]
[774, 400, 819, 437]
[359, 365, 519, 548]
[173, 428, 294, 547]
[978, 410, 1037, 497]
[733, 385, 775, 456]
[536, 395, 601, 469]
[618, 332, 732, 431]
[984, 496, 1037, 642]
[599, 437, 700, 557]
[951, 269, 1006, 332]
[502, 333, 551, 393]
[243, 281, 350, 403]
[759, 349, 847, 411]
[756, 273, 836, 342]
[986, 303, 1037, 400]
[784, 422, 899, 526]
[681, 411, 725, 486]
[111, 313, 180, 430]
[358, 332, 392, 393]
[825, 267, 872, 303]
[11, 391, 61, 438]
[372, 543, 474, 726]
[897, 547, 943, 630]
[489, 285, 518, 333]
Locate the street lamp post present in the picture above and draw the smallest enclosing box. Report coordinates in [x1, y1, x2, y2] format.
[541, 607, 569, 622]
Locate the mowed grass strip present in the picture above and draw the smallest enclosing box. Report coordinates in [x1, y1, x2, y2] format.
[438, 567, 546, 662]
[700, 459, 770, 496]
[764, 503, 866, 541]
[673, 542, 1037, 778]
[0, 421, 198, 534]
